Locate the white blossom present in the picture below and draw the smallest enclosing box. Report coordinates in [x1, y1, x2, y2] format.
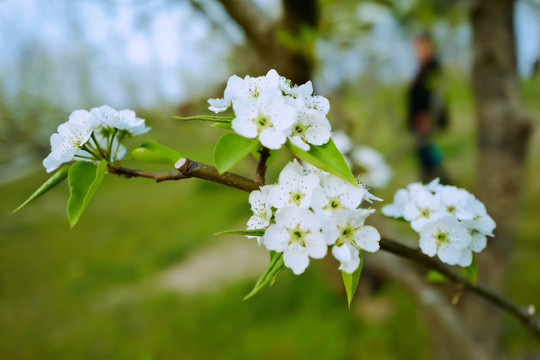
[311, 174, 365, 216]
[231, 88, 296, 149]
[329, 209, 380, 273]
[466, 198, 496, 236]
[267, 160, 321, 209]
[437, 186, 475, 219]
[68, 109, 100, 130]
[281, 79, 330, 116]
[288, 103, 332, 151]
[332, 130, 353, 154]
[285, 80, 332, 150]
[402, 186, 444, 232]
[208, 69, 281, 113]
[247, 185, 274, 245]
[42, 122, 93, 173]
[211, 69, 333, 150]
[263, 206, 327, 275]
[384, 180, 496, 265]
[351, 146, 392, 189]
[381, 189, 410, 218]
[419, 216, 473, 266]
[91, 105, 150, 136]
[43, 106, 147, 172]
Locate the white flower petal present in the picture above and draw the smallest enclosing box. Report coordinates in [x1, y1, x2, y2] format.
[259, 128, 286, 149]
[469, 233, 487, 252]
[419, 235, 438, 256]
[332, 243, 352, 263]
[263, 224, 288, 252]
[208, 98, 230, 113]
[306, 232, 327, 259]
[283, 244, 310, 275]
[354, 226, 380, 252]
[437, 243, 463, 265]
[457, 249, 473, 267]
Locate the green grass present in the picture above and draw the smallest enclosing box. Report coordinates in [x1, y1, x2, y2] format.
[1, 77, 540, 358]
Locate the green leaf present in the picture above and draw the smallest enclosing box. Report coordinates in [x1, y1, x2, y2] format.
[131, 140, 182, 165]
[212, 122, 233, 130]
[213, 133, 260, 173]
[286, 139, 357, 185]
[215, 229, 266, 237]
[244, 251, 286, 300]
[341, 252, 363, 308]
[12, 165, 71, 213]
[67, 160, 107, 228]
[461, 255, 478, 285]
[425, 270, 449, 283]
[174, 115, 234, 123]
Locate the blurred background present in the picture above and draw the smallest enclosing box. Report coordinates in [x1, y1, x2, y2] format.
[1, 0, 540, 359]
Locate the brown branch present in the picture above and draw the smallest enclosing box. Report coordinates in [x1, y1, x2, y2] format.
[254, 146, 271, 185]
[107, 158, 260, 192]
[379, 237, 540, 340]
[107, 160, 539, 339]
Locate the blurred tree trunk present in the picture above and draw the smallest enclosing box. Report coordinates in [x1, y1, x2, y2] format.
[218, 0, 318, 84]
[467, 0, 533, 356]
[273, 0, 318, 84]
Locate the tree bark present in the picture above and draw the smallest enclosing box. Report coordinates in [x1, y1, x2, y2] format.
[273, 0, 318, 84]
[469, 0, 533, 356]
[217, 0, 318, 84]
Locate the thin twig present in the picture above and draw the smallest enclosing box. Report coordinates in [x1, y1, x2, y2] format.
[254, 146, 271, 185]
[379, 238, 540, 340]
[106, 160, 539, 339]
[107, 158, 259, 192]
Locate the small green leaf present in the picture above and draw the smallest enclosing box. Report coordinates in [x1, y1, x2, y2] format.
[425, 270, 449, 283]
[213, 133, 260, 173]
[286, 139, 357, 185]
[341, 252, 363, 308]
[67, 160, 107, 228]
[174, 115, 234, 123]
[215, 229, 266, 237]
[212, 122, 233, 130]
[131, 140, 182, 165]
[244, 251, 286, 300]
[461, 255, 478, 285]
[12, 165, 71, 213]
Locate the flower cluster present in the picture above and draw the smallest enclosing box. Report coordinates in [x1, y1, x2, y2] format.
[382, 179, 496, 267]
[247, 160, 381, 275]
[332, 130, 392, 189]
[43, 105, 150, 172]
[208, 69, 331, 150]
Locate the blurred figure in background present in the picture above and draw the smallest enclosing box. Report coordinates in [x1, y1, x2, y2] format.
[533, 57, 540, 79]
[408, 33, 450, 183]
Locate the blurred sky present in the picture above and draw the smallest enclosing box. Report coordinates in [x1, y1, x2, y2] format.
[0, 0, 539, 110]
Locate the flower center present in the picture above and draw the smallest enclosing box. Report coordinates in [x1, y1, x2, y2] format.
[434, 231, 449, 244]
[420, 207, 432, 218]
[324, 196, 342, 212]
[292, 123, 306, 136]
[335, 224, 356, 246]
[256, 113, 271, 131]
[288, 225, 308, 246]
[289, 191, 305, 206]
